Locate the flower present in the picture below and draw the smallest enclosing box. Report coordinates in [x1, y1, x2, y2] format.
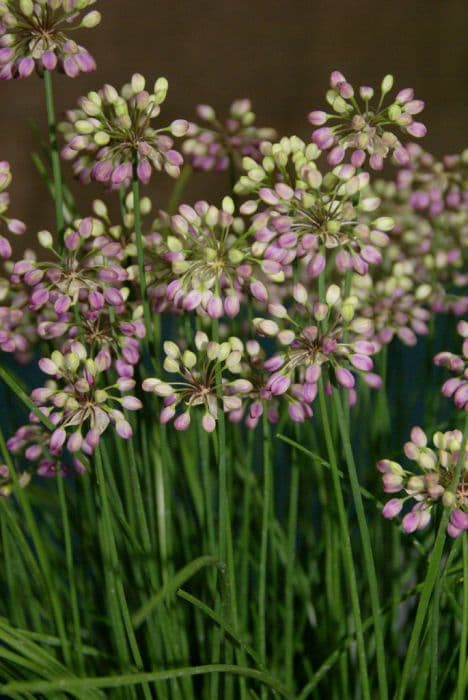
[146, 197, 282, 318]
[12, 216, 128, 316]
[60, 74, 188, 187]
[378, 427, 468, 537]
[434, 320, 468, 411]
[253, 282, 381, 421]
[0, 161, 25, 259]
[182, 99, 276, 172]
[142, 332, 252, 432]
[11, 342, 142, 463]
[351, 264, 430, 348]
[0, 0, 99, 80]
[309, 71, 426, 169]
[235, 137, 393, 277]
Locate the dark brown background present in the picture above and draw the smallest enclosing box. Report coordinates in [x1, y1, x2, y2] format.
[1, 0, 467, 242]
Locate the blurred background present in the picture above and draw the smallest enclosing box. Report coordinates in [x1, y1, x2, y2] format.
[1, 0, 467, 244]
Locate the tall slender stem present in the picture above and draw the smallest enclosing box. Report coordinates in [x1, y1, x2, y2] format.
[258, 410, 272, 673]
[457, 533, 468, 700]
[318, 380, 371, 699]
[333, 390, 388, 700]
[43, 70, 65, 247]
[132, 161, 153, 349]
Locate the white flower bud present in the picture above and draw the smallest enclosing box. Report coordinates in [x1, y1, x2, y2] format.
[381, 74, 394, 94]
[80, 10, 101, 28]
[38, 230, 53, 248]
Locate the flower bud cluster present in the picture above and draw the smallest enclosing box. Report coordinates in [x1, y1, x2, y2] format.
[0, 161, 25, 259]
[182, 99, 276, 172]
[309, 71, 426, 169]
[253, 283, 381, 421]
[60, 74, 188, 187]
[142, 332, 252, 432]
[0, 0, 98, 79]
[378, 427, 468, 537]
[434, 320, 468, 412]
[146, 198, 280, 318]
[8, 341, 143, 474]
[235, 137, 393, 277]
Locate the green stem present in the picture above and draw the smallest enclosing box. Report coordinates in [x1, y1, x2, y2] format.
[43, 70, 65, 247]
[318, 380, 371, 699]
[458, 535, 468, 700]
[396, 416, 468, 699]
[56, 473, 84, 675]
[132, 160, 153, 349]
[258, 411, 272, 672]
[333, 391, 388, 700]
[285, 437, 299, 692]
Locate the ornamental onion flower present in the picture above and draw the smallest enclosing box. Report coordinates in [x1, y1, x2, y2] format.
[182, 98, 276, 172]
[253, 282, 381, 420]
[27, 342, 141, 454]
[309, 71, 426, 169]
[142, 332, 252, 432]
[146, 197, 283, 318]
[434, 320, 468, 412]
[236, 137, 393, 277]
[0, 161, 25, 259]
[0, 0, 99, 80]
[378, 427, 468, 537]
[60, 74, 189, 187]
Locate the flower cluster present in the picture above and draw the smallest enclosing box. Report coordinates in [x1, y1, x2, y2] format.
[8, 342, 142, 475]
[0, 161, 25, 259]
[142, 332, 252, 432]
[0, 0, 99, 80]
[146, 197, 281, 318]
[309, 71, 426, 169]
[434, 320, 468, 412]
[60, 74, 188, 186]
[235, 137, 393, 277]
[378, 427, 468, 537]
[253, 283, 381, 421]
[182, 99, 276, 172]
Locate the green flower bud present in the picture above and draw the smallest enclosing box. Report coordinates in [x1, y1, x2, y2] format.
[131, 73, 146, 94]
[38, 230, 53, 248]
[381, 74, 394, 94]
[80, 10, 101, 28]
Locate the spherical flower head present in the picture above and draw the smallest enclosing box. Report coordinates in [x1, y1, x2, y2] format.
[146, 198, 281, 318]
[0, 0, 100, 80]
[351, 265, 431, 349]
[0, 161, 26, 259]
[434, 320, 468, 412]
[182, 98, 277, 172]
[236, 137, 392, 278]
[253, 282, 380, 419]
[309, 71, 427, 169]
[142, 333, 252, 432]
[13, 215, 129, 319]
[60, 74, 188, 187]
[29, 342, 142, 457]
[378, 427, 468, 536]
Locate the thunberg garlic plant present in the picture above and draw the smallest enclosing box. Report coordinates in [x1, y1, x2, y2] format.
[0, 3, 466, 699]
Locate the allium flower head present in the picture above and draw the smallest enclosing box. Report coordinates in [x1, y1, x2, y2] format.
[309, 71, 426, 169]
[378, 427, 468, 537]
[0, 0, 99, 80]
[12, 216, 128, 316]
[254, 282, 381, 421]
[146, 197, 283, 318]
[60, 74, 189, 187]
[0, 161, 26, 259]
[434, 320, 468, 412]
[182, 99, 277, 172]
[142, 332, 252, 432]
[16, 342, 141, 457]
[236, 136, 392, 277]
[351, 264, 431, 348]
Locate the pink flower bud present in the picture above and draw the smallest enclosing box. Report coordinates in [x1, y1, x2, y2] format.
[382, 498, 403, 519]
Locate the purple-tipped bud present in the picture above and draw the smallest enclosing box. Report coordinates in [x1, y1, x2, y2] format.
[382, 498, 403, 519]
[308, 110, 327, 126]
[335, 367, 355, 389]
[174, 412, 191, 431]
